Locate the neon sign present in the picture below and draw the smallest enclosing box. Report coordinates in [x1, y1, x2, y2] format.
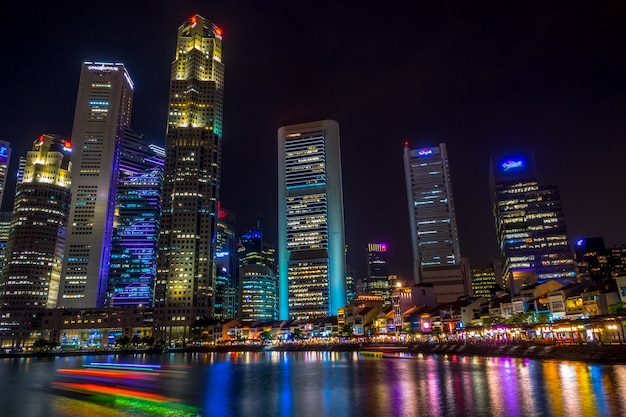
[0, 146, 8, 159]
[418, 148, 433, 157]
[501, 159, 524, 171]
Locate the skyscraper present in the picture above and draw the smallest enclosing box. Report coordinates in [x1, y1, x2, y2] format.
[59, 62, 134, 308]
[489, 149, 576, 293]
[155, 15, 225, 339]
[366, 243, 392, 307]
[214, 204, 237, 319]
[107, 127, 164, 308]
[0, 141, 11, 208]
[278, 119, 346, 320]
[404, 143, 461, 279]
[238, 225, 277, 323]
[404, 143, 468, 302]
[0, 135, 72, 345]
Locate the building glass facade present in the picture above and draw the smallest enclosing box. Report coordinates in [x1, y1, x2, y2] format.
[59, 61, 134, 308]
[489, 150, 576, 293]
[403, 143, 461, 284]
[0, 135, 72, 345]
[107, 128, 163, 308]
[155, 15, 225, 338]
[278, 120, 346, 320]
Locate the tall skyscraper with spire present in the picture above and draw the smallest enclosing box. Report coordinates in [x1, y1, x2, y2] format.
[0, 135, 72, 345]
[59, 62, 134, 308]
[155, 15, 225, 339]
[277, 119, 346, 320]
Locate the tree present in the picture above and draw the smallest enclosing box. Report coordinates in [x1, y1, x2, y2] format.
[341, 324, 353, 336]
[609, 302, 626, 315]
[260, 331, 273, 344]
[292, 328, 304, 340]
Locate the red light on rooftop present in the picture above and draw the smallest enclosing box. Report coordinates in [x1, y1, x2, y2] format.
[64, 140, 72, 149]
[215, 27, 223, 36]
[191, 16, 197, 25]
[404, 141, 409, 147]
[39, 135, 45, 144]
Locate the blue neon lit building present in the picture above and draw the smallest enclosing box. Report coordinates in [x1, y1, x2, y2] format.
[107, 128, 163, 308]
[489, 149, 576, 293]
[278, 120, 346, 320]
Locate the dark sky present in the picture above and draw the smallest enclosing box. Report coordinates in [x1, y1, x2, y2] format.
[2, 1, 625, 281]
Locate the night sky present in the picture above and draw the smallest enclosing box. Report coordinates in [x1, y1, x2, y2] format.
[2, 1, 625, 281]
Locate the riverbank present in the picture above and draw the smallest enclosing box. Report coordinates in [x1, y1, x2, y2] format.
[2, 342, 626, 364]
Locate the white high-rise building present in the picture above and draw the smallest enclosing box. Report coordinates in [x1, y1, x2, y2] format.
[278, 120, 346, 320]
[59, 62, 134, 308]
[404, 143, 468, 303]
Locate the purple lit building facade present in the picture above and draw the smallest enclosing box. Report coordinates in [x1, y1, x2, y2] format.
[59, 62, 134, 308]
[107, 127, 164, 308]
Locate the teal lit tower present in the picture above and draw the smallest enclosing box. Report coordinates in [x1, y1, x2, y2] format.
[155, 15, 225, 339]
[277, 120, 346, 320]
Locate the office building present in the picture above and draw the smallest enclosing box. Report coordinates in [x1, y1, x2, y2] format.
[278, 119, 346, 320]
[489, 149, 576, 293]
[59, 62, 134, 308]
[214, 205, 237, 319]
[0, 141, 11, 208]
[470, 260, 503, 298]
[155, 15, 225, 339]
[0, 135, 72, 345]
[107, 128, 163, 308]
[238, 225, 277, 323]
[403, 143, 468, 303]
[575, 237, 626, 283]
[0, 212, 12, 275]
[366, 243, 392, 307]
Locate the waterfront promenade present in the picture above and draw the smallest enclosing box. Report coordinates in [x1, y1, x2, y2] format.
[5, 341, 625, 364]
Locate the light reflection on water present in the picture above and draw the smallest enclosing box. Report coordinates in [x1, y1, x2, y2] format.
[0, 351, 625, 416]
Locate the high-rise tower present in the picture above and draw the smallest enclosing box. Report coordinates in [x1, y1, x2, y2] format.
[404, 143, 461, 278]
[0, 141, 11, 208]
[0, 135, 72, 345]
[107, 127, 164, 308]
[366, 243, 392, 307]
[404, 143, 469, 303]
[59, 62, 134, 308]
[490, 149, 576, 293]
[155, 15, 225, 339]
[278, 120, 346, 320]
[214, 205, 237, 319]
[238, 223, 277, 324]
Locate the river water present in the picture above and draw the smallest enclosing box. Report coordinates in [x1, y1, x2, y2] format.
[1, 351, 625, 417]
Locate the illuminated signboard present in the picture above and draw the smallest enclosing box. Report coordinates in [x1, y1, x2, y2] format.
[576, 239, 584, 247]
[0, 146, 8, 159]
[417, 148, 433, 157]
[501, 159, 524, 171]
